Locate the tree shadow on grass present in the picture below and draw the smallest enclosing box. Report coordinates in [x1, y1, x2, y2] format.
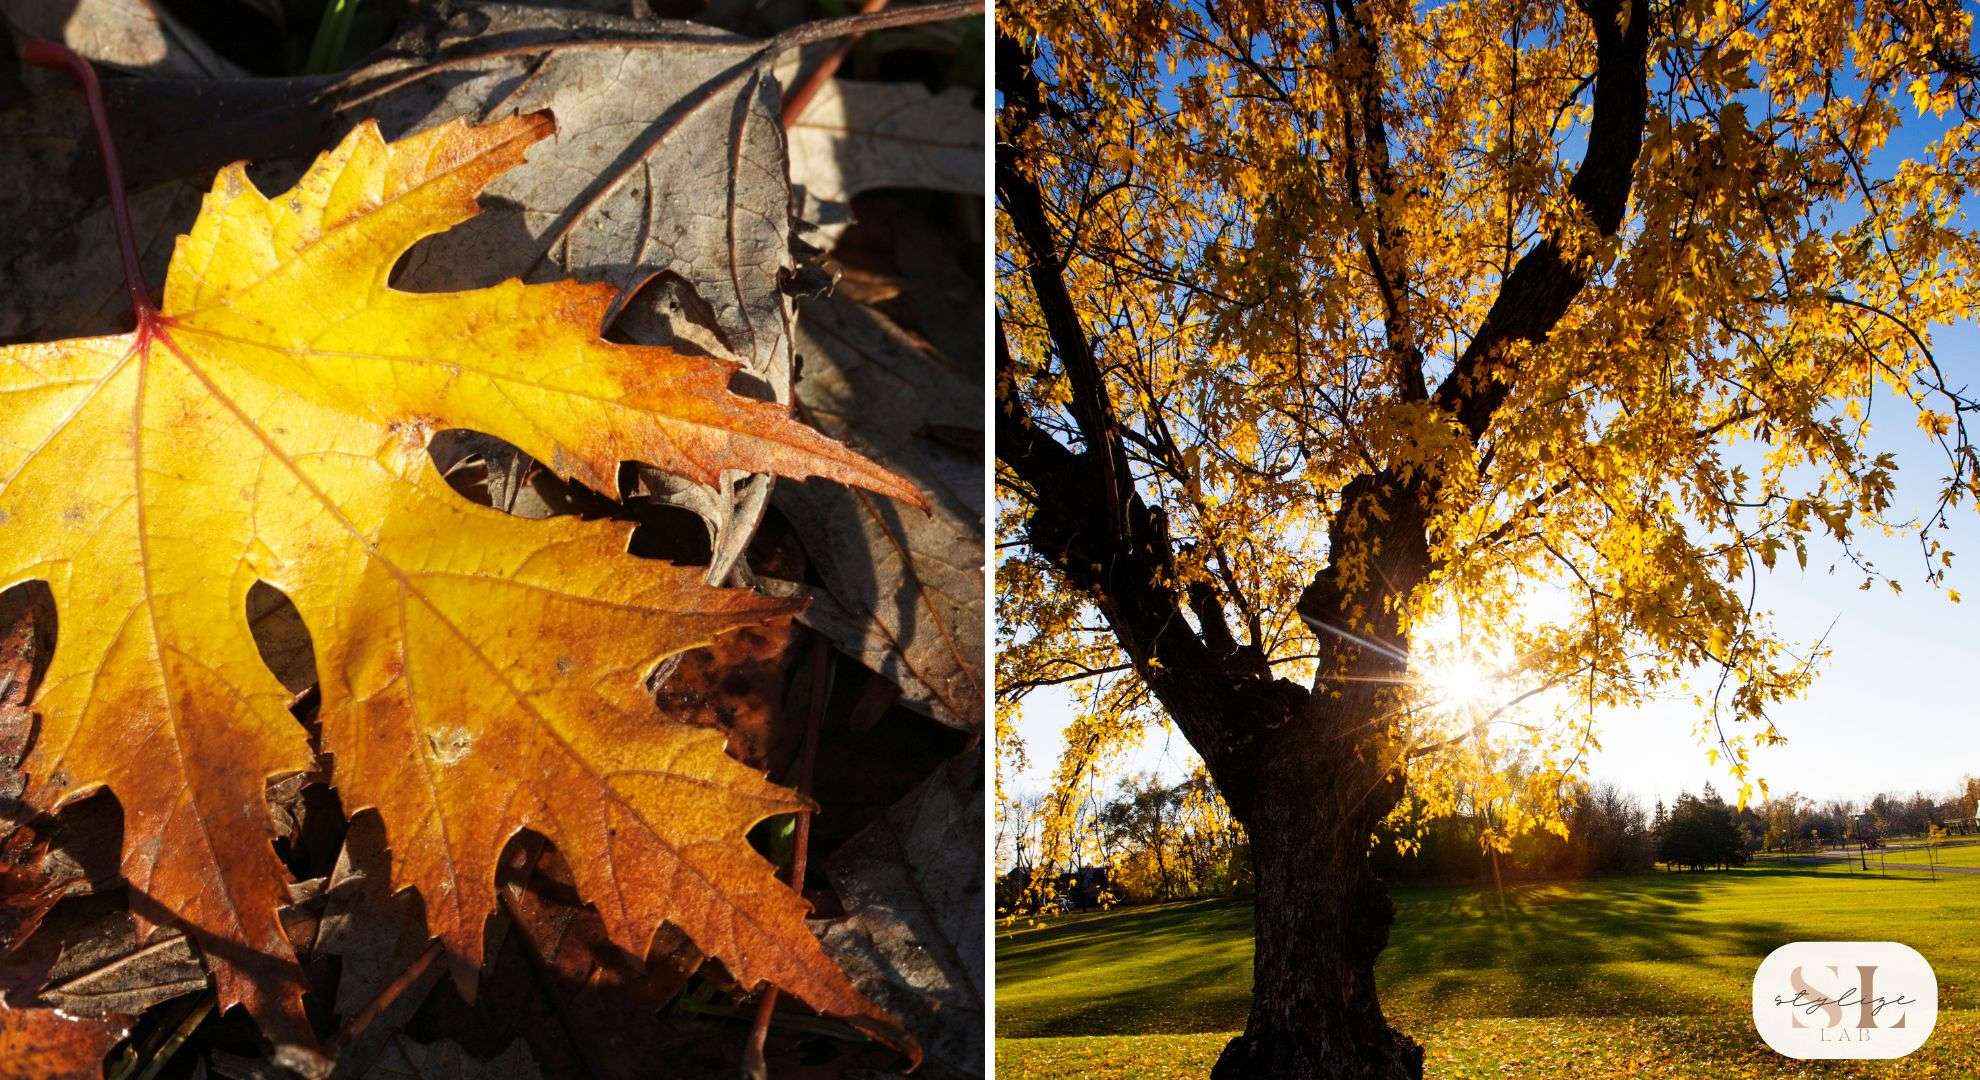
[1000, 869, 1975, 1042]
[996, 899, 1256, 1037]
[1001, 881, 1786, 1037]
[1383, 873, 1798, 1023]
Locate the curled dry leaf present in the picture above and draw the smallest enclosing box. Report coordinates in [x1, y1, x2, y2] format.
[781, 63, 983, 248]
[774, 295, 984, 731]
[820, 752, 984, 1077]
[0, 112, 918, 1057]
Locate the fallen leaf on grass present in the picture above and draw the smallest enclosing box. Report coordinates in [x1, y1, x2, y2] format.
[0, 110, 917, 1055]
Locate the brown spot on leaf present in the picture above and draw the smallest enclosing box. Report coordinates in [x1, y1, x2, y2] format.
[654, 619, 802, 773]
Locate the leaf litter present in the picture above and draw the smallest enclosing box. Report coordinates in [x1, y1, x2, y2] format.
[0, 0, 986, 1070]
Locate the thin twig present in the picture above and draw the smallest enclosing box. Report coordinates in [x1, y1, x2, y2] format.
[20, 41, 151, 320]
[333, 0, 981, 112]
[780, 0, 891, 128]
[741, 636, 831, 1079]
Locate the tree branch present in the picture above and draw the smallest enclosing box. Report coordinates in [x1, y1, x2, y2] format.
[997, 324, 1301, 769]
[1431, 0, 1653, 440]
[1325, 0, 1428, 401]
[997, 38, 1133, 539]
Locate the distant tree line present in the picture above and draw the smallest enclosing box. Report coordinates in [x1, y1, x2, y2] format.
[1377, 778, 1979, 881]
[999, 772, 1980, 909]
[1751, 779, 1980, 851]
[1372, 781, 1660, 883]
[996, 768, 1250, 913]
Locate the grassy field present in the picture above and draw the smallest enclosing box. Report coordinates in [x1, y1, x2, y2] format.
[997, 862, 1980, 1077]
[1792, 839, 1980, 872]
[1740, 838, 1980, 873]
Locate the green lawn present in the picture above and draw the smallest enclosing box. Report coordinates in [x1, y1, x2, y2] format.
[1850, 840, 1980, 871]
[1750, 838, 1980, 873]
[997, 863, 1980, 1077]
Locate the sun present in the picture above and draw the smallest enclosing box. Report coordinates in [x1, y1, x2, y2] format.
[1408, 585, 1576, 718]
[1417, 654, 1498, 715]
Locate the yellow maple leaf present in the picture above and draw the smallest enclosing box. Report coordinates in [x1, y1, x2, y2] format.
[0, 111, 918, 1053]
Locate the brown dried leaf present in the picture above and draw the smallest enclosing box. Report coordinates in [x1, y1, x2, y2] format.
[0, 1001, 128, 1080]
[0, 892, 206, 1018]
[819, 751, 983, 1077]
[772, 295, 984, 731]
[781, 64, 983, 248]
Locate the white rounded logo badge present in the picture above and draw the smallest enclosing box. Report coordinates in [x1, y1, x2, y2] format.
[1752, 941, 1937, 1059]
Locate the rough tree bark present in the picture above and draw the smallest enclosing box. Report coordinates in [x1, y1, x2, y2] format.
[995, 0, 1649, 1074]
[1206, 477, 1431, 1080]
[1210, 730, 1419, 1080]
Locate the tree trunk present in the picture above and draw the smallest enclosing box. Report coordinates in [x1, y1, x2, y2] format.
[1207, 689, 1423, 1079]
